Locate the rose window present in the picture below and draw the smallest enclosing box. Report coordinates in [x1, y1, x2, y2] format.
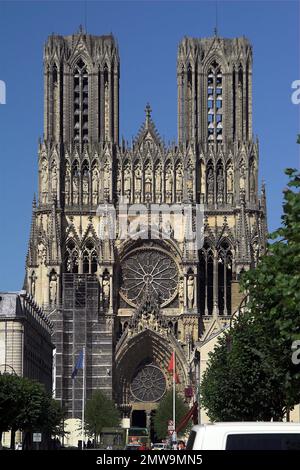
[130, 364, 166, 402]
[120, 248, 178, 307]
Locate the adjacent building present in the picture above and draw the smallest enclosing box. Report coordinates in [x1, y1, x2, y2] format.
[0, 290, 53, 390]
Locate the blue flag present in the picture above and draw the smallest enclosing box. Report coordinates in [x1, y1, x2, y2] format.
[72, 350, 84, 379]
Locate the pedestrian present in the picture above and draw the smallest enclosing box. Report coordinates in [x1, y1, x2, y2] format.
[177, 440, 186, 450]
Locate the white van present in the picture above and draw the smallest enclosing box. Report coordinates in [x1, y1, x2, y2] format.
[187, 422, 300, 450]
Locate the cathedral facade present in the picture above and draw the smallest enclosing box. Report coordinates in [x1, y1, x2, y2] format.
[25, 30, 267, 425]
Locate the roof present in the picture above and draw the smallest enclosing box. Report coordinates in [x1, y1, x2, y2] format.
[0, 292, 23, 318]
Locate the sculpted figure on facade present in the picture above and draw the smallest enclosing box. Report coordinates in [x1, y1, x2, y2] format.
[207, 167, 214, 202]
[239, 160, 246, 190]
[186, 163, 193, 197]
[31, 272, 36, 297]
[65, 165, 71, 205]
[144, 162, 152, 198]
[217, 168, 224, 202]
[187, 274, 194, 309]
[155, 162, 162, 202]
[37, 242, 46, 265]
[200, 160, 205, 196]
[82, 171, 89, 205]
[103, 161, 110, 200]
[49, 272, 57, 304]
[227, 163, 234, 192]
[124, 163, 131, 200]
[51, 162, 58, 197]
[92, 167, 99, 205]
[41, 159, 48, 203]
[178, 276, 184, 306]
[165, 165, 173, 203]
[72, 169, 79, 205]
[176, 163, 183, 202]
[102, 275, 110, 305]
[134, 163, 142, 202]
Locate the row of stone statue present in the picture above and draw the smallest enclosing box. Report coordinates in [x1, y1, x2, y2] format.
[39, 158, 256, 204]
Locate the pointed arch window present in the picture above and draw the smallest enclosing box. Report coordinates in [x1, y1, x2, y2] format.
[82, 239, 98, 274]
[73, 59, 89, 145]
[217, 241, 232, 315]
[207, 60, 223, 144]
[199, 242, 214, 315]
[65, 239, 79, 273]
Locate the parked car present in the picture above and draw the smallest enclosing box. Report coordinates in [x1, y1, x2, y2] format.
[152, 442, 168, 450]
[125, 444, 142, 450]
[187, 422, 300, 450]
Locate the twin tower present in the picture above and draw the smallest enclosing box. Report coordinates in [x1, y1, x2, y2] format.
[43, 31, 252, 147]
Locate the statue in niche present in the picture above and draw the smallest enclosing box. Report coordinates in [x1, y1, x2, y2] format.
[178, 277, 184, 305]
[49, 272, 57, 304]
[239, 161, 246, 190]
[165, 166, 173, 202]
[187, 165, 193, 191]
[102, 275, 110, 304]
[82, 174, 89, 204]
[144, 164, 152, 196]
[51, 164, 58, 195]
[65, 169, 71, 205]
[217, 169, 224, 198]
[135, 164, 142, 202]
[124, 165, 131, 195]
[176, 165, 183, 197]
[31, 273, 36, 297]
[116, 165, 121, 196]
[37, 242, 46, 265]
[187, 274, 194, 309]
[103, 161, 110, 192]
[207, 168, 214, 195]
[41, 161, 48, 203]
[73, 174, 79, 204]
[92, 167, 99, 204]
[155, 164, 162, 199]
[200, 163, 205, 194]
[227, 164, 234, 193]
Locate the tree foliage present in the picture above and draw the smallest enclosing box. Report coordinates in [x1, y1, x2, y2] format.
[201, 166, 300, 422]
[153, 390, 189, 439]
[0, 373, 65, 448]
[84, 390, 120, 442]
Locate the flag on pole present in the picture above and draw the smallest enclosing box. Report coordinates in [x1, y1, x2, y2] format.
[167, 351, 180, 383]
[72, 350, 84, 379]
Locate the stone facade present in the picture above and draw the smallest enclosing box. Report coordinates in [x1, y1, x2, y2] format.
[24, 30, 267, 424]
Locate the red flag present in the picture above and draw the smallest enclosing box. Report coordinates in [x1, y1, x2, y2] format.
[167, 352, 175, 373]
[167, 352, 180, 383]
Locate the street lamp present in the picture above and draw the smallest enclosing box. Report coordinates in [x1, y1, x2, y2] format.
[0, 364, 17, 375]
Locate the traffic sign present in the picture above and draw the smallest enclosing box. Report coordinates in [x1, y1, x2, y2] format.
[33, 433, 42, 443]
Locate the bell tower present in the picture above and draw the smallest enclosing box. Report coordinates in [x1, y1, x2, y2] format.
[43, 28, 119, 146]
[177, 35, 252, 144]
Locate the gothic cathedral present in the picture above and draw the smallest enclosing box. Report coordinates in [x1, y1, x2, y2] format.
[25, 31, 267, 424]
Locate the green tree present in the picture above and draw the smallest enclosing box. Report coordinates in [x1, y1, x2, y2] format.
[0, 373, 65, 449]
[153, 390, 189, 439]
[201, 166, 300, 421]
[84, 390, 120, 444]
[0, 373, 23, 448]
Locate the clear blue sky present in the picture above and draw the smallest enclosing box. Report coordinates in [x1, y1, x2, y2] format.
[0, 0, 299, 290]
